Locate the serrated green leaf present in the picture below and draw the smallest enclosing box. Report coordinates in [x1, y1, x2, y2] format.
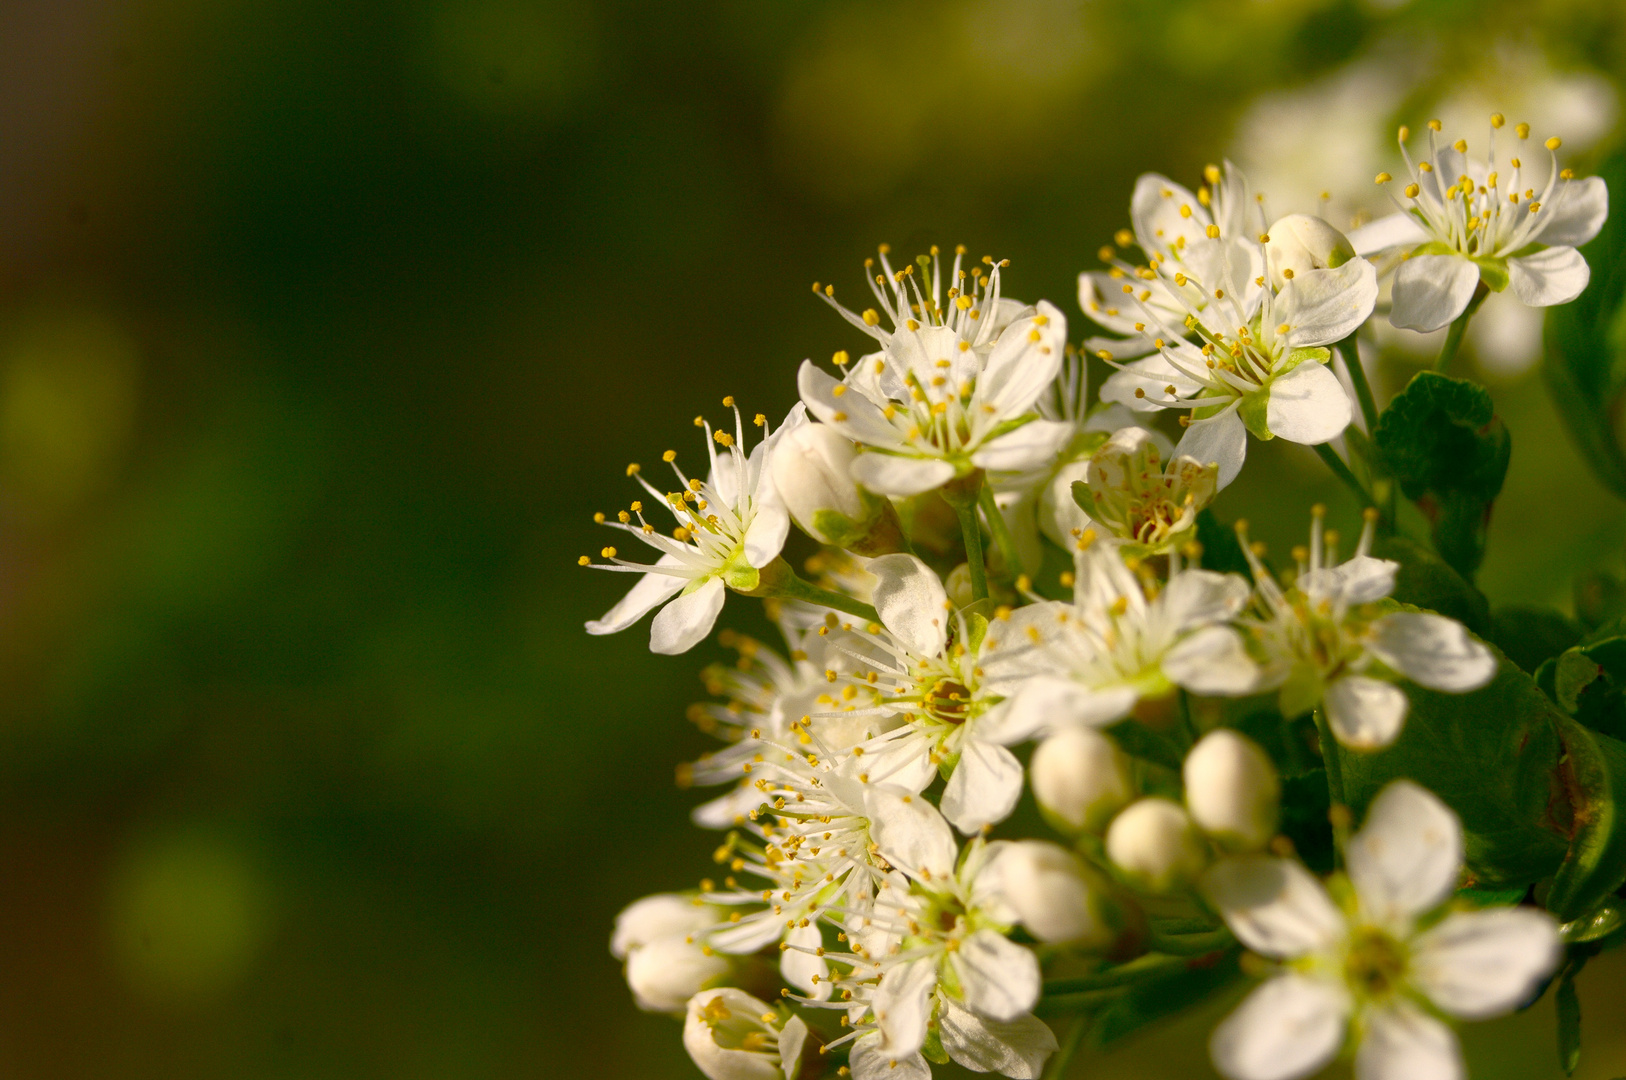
[1334, 637, 1570, 886]
[1547, 717, 1626, 922]
[1369, 534, 1490, 635]
[1488, 606, 1584, 674]
[1371, 371, 1511, 577]
[1544, 152, 1626, 501]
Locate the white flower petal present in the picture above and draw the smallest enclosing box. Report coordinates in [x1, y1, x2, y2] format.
[1210, 974, 1349, 1080]
[1299, 555, 1397, 606]
[951, 929, 1040, 1021]
[1410, 907, 1561, 1019]
[873, 956, 938, 1059]
[650, 576, 726, 655]
[970, 419, 1074, 472]
[998, 675, 1137, 734]
[742, 503, 789, 569]
[1508, 245, 1591, 308]
[1353, 1004, 1462, 1080]
[850, 452, 957, 497]
[1348, 211, 1429, 256]
[941, 738, 1024, 834]
[981, 301, 1067, 414]
[1264, 360, 1352, 445]
[1079, 272, 1156, 338]
[1324, 674, 1408, 749]
[849, 1034, 931, 1080]
[1531, 175, 1608, 248]
[1164, 626, 1259, 695]
[797, 359, 902, 449]
[939, 999, 1057, 1079]
[865, 783, 959, 882]
[1366, 612, 1496, 692]
[1098, 350, 1206, 412]
[611, 894, 714, 959]
[1174, 404, 1248, 489]
[1203, 855, 1346, 959]
[1132, 172, 1212, 254]
[1159, 568, 1252, 627]
[1277, 259, 1379, 348]
[781, 922, 831, 1000]
[867, 553, 950, 656]
[690, 784, 767, 829]
[585, 558, 688, 635]
[1389, 254, 1481, 332]
[1346, 779, 1462, 926]
[779, 1014, 809, 1080]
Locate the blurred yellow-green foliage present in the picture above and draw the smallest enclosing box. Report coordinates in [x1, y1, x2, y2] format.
[2, 0, 1626, 1076]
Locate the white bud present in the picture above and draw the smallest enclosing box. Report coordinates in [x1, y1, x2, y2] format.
[1105, 797, 1208, 893]
[1183, 729, 1280, 851]
[1031, 728, 1132, 834]
[769, 423, 880, 545]
[683, 988, 808, 1080]
[611, 892, 715, 959]
[627, 933, 732, 1013]
[984, 839, 1121, 947]
[1264, 214, 1357, 290]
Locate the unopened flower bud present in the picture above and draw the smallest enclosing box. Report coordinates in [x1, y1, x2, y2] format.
[612, 893, 716, 959]
[985, 840, 1123, 947]
[627, 933, 732, 1013]
[683, 988, 808, 1080]
[1105, 797, 1208, 893]
[770, 423, 882, 546]
[1183, 729, 1280, 851]
[1264, 214, 1357, 289]
[1031, 728, 1132, 834]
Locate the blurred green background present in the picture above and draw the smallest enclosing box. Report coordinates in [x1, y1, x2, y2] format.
[3, 0, 1626, 1076]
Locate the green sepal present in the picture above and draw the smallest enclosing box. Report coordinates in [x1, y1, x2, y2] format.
[1472, 255, 1511, 292]
[1560, 898, 1624, 944]
[1238, 389, 1272, 440]
[1411, 240, 1459, 258]
[920, 1025, 950, 1066]
[1546, 715, 1626, 922]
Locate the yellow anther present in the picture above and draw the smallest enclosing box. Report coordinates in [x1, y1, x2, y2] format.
[1179, 204, 1193, 219]
[593, 511, 606, 523]
[1174, 272, 1187, 286]
[662, 450, 677, 462]
[722, 395, 735, 407]
[1398, 125, 1409, 142]
[1028, 329, 1042, 342]
[1114, 228, 1133, 247]
[878, 243, 891, 254]
[1404, 183, 1420, 198]
[955, 295, 973, 310]
[577, 555, 590, 566]
[1516, 122, 1530, 139]
[1427, 119, 1442, 132]
[1419, 161, 1433, 172]
[1453, 139, 1467, 152]
[905, 319, 919, 331]
[831, 411, 847, 421]
[1122, 283, 1134, 294]
[615, 511, 628, 523]
[862, 309, 880, 326]
[1491, 113, 1505, 129]
[693, 415, 705, 427]
[1277, 323, 1290, 335]
[1259, 233, 1270, 243]
[831, 384, 846, 397]
[1375, 172, 1392, 184]
[714, 431, 734, 447]
[626, 463, 641, 476]
[1529, 202, 1541, 214]
[1546, 136, 1562, 150]
[630, 501, 642, 512]
[1098, 245, 1115, 262]
[601, 546, 617, 558]
[832, 350, 850, 366]
[753, 414, 766, 427]
[957, 341, 970, 352]
[1034, 314, 1050, 326]
[1097, 350, 1113, 361]
[1561, 168, 1576, 180]
[673, 526, 690, 541]
[1282, 268, 1294, 279]
[1206, 224, 1220, 239]
[1134, 387, 1146, 398]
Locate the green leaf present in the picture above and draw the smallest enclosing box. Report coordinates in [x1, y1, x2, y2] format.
[1334, 637, 1570, 886]
[1369, 534, 1490, 636]
[1546, 716, 1626, 922]
[1557, 961, 1582, 1075]
[1454, 885, 1529, 908]
[1487, 606, 1583, 674]
[1372, 371, 1511, 577]
[1544, 152, 1626, 501]
[1089, 954, 1241, 1048]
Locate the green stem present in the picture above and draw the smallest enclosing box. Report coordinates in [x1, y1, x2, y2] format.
[1042, 953, 1191, 995]
[978, 482, 1019, 577]
[1434, 282, 1488, 373]
[1313, 442, 1375, 508]
[1147, 926, 1233, 955]
[1336, 334, 1379, 434]
[762, 568, 879, 624]
[1312, 707, 1349, 866]
[1041, 1015, 1090, 1078]
[946, 480, 989, 601]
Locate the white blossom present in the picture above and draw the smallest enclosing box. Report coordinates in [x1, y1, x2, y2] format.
[1351, 115, 1609, 332]
[612, 893, 730, 1013]
[683, 988, 810, 1080]
[1239, 508, 1496, 749]
[1205, 781, 1561, 1080]
[584, 404, 803, 654]
[1076, 425, 1216, 555]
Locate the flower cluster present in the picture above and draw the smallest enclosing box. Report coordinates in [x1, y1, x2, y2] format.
[586, 114, 1599, 1080]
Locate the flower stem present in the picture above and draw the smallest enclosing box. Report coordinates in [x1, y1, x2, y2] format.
[1042, 1015, 1089, 1079]
[1434, 282, 1489, 373]
[978, 482, 1019, 576]
[1336, 334, 1379, 433]
[944, 476, 989, 601]
[1312, 707, 1349, 867]
[752, 559, 879, 623]
[1312, 442, 1375, 509]
[1042, 953, 1192, 995]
